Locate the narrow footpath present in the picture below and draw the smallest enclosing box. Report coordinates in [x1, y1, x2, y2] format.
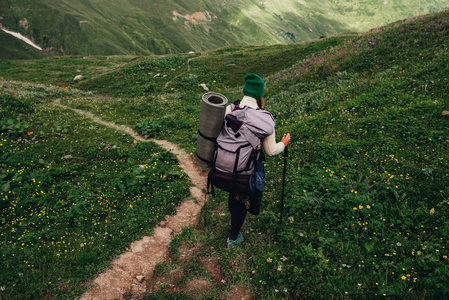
[52, 99, 208, 300]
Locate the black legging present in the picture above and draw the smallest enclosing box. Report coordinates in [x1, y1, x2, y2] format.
[228, 193, 247, 240]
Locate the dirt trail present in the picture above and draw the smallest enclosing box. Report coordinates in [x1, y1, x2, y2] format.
[52, 99, 208, 300]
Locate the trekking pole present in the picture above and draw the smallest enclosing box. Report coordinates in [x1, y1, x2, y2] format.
[279, 146, 288, 227]
[204, 192, 207, 227]
[204, 171, 212, 227]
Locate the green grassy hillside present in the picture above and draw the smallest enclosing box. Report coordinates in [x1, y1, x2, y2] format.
[0, 30, 47, 59]
[1, 0, 449, 57]
[1, 10, 449, 299]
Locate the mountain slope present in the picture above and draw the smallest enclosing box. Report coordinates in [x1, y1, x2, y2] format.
[0, 30, 47, 59]
[1, 0, 449, 57]
[1, 9, 449, 299]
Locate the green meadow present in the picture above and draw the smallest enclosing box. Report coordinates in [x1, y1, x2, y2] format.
[1, 10, 449, 299]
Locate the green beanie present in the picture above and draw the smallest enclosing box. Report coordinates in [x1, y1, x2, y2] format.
[243, 73, 265, 99]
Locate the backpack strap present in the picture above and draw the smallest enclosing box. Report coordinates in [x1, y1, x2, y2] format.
[198, 129, 218, 143]
[231, 146, 241, 192]
[253, 146, 265, 169]
[196, 129, 219, 166]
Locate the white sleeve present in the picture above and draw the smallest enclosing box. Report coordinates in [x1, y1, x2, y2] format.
[225, 105, 232, 115]
[262, 131, 285, 156]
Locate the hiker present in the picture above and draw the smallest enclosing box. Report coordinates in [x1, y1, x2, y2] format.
[225, 73, 291, 247]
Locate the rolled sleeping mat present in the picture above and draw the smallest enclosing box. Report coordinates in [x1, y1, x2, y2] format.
[196, 92, 228, 168]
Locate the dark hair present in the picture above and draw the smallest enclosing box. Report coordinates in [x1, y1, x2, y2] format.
[256, 98, 265, 109]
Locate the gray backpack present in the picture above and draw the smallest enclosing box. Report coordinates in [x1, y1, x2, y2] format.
[207, 101, 275, 194]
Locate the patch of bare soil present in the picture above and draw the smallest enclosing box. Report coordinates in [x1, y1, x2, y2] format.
[146, 266, 185, 294]
[202, 256, 225, 284]
[52, 100, 211, 300]
[185, 278, 213, 296]
[222, 287, 254, 300]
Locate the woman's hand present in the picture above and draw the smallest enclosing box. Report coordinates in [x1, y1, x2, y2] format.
[281, 133, 291, 147]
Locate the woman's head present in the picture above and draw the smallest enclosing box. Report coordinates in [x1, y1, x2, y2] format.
[243, 73, 264, 99]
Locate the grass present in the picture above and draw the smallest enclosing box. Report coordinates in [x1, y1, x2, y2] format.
[252, 12, 449, 298]
[1, 9, 449, 299]
[0, 84, 190, 298]
[0, 55, 135, 86]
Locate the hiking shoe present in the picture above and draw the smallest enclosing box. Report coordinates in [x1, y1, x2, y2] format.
[227, 234, 244, 248]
